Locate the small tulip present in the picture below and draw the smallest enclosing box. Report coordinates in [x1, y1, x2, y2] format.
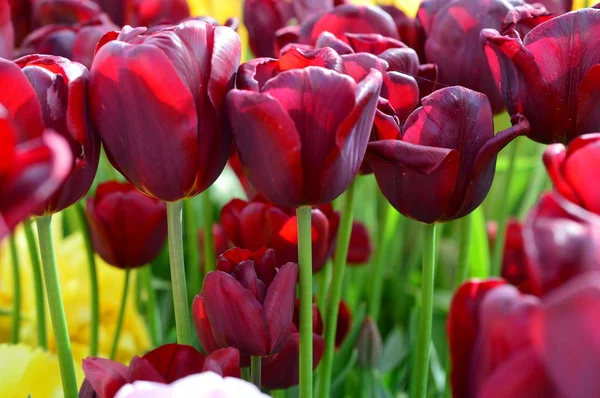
[366, 86, 529, 224]
[482, 7, 600, 143]
[85, 181, 167, 269]
[90, 21, 241, 201]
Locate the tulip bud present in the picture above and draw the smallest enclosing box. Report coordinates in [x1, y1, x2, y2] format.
[357, 316, 382, 368]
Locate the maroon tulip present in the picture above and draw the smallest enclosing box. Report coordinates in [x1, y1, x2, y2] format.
[8, 0, 33, 45]
[194, 248, 298, 356]
[482, 7, 600, 143]
[90, 21, 241, 202]
[35, 0, 102, 26]
[243, 0, 295, 57]
[17, 14, 118, 69]
[0, 105, 72, 241]
[80, 344, 240, 398]
[123, 0, 190, 27]
[418, 0, 550, 114]
[380, 4, 426, 62]
[85, 181, 167, 268]
[345, 221, 372, 265]
[499, 218, 530, 293]
[0, 0, 13, 59]
[366, 86, 529, 224]
[544, 133, 600, 214]
[0, 56, 99, 215]
[228, 46, 382, 208]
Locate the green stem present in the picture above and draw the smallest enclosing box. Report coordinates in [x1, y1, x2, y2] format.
[24, 220, 47, 349]
[317, 182, 356, 398]
[454, 214, 473, 288]
[142, 265, 162, 347]
[296, 206, 313, 398]
[9, 235, 21, 344]
[184, 199, 201, 300]
[368, 204, 400, 321]
[490, 141, 519, 276]
[77, 202, 100, 357]
[36, 215, 78, 398]
[109, 269, 131, 360]
[166, 201, 193, 345]
[251, 356, 262, 389]
[412, 223, 437, 398]
[242, 367, 250, 382]
[517, 146, 547, 219]
[201, 192, 216, 275]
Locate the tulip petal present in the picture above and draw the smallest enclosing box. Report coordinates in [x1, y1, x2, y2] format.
[543, 143, 577, 204]
[263, 262, 298, 354]
[192, 295, 222, 354]
[384, 71, 419, 122]
[203, 348, 241, 378]
[140, 344, 207, 383]
[577, 64, 600, 135]
[82, 357, 129, 398]
[561, 134, 600, 214]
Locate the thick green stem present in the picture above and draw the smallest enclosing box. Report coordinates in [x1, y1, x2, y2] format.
[183, 199, 201, 299]
[77, 202, 100, 356]
[166, 201, 193, 345]
[201, 192, 216, 275]
[317, 183, 356, 398]
[412, 223, 437, 398]
[9, 235, 21, 344]
[109, 269, 131, 359]
[141, 265, 162, 347]
[251, 356, 262, 389]
[491, 141, 519, 276]
[24, 220, 47, 349]
[242, 367, 250, 382]
[454, 214, 473, 288]
[296, 206, 313, 398]
[36, 216, 78, 398]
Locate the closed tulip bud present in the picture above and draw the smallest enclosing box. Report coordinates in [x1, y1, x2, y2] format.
[367, 86, 529, 224]
[85, 181, 167, 269]
[357, 316, 382, 368]
[482, 7, 600, 143]
[90, 21, 241, 201]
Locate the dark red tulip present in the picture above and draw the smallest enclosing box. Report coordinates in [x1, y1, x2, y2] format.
[335, 300, 351, 347]
[345, 221, 372, 265]
[8, 0, 33, 45]
[380, 4, 427, 62]
[0, 55, 100, 215]
[85, 181, 167, 269]
[195, 248, 298, 356]
[220, 198, 335, 273]
[122, 0, 190, 28]
[80, 344, 240, 398]
[17, 14, 118, 69]
[0, 0, 13, 59]
[0, 105, 72, 241]
[418, 0, 550, 114]
[35, 0, 102, 26]
[228, 46, 382, 208]
[544, 133, 600, 214]
[482, 7, 600, 143]
[499, 219, 531, 293]
[366, 86, 529, 224]
[243, 0, 295, 57]
[90, 21, 241, 202]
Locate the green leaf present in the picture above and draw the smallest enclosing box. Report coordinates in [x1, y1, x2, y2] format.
[333, 304, 367, 375]
[331, 349, 358, 392]
[378, 328, 407, 373]
[468, 207, 490, 278]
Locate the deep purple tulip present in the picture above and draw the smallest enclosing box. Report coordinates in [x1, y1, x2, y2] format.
[90, 21, 241, 202]
[243, 0, 295, 57]
[86, 181, 167, 269]
[366, 86, 529, 224]
[482, 7, 600, 143]
[227, 46, 382, 208]
[0, 0, 13, 59]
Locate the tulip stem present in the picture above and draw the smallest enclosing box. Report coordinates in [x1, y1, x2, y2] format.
[517, 145, 547, 219]
[9, 235, 21, 344]
[184, 199, 201, 300]
[24, 220, 47, 349]
[454, 214, 473, 287]
[251, 356, 262, 389]
[36, 215, 78, 398]
[201, 192, 216, 275]
[491, 141, 519, 276]
[109, 269, 131, 360]
[77, 202, 100, 357]
[317, 182, 356, 398]
[142, 265, 162, 347]
[296, 205, 313, 398]
[242, 367, 250, 382]
[412, 223, 437, 398]
[166, 201, 193, 345]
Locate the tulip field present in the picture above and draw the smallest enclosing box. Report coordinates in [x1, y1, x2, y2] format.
[0, 0, 599, 397]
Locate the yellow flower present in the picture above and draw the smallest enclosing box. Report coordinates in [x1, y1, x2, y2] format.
[0, 343, 83, 398]
[0, 216, 150, 368]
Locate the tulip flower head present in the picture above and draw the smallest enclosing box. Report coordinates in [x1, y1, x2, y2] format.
[0, 0, 13, 59]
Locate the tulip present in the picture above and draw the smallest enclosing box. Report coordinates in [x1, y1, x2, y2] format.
[7, 0, 33, 45]
[17, 14, 118, 69]
[35, 0, 102, 26]
[544, 133, 600, 214]
[0, 105, 72, 241]
[228, 46, 382, 208]
[0, 0, 13, 59]
[81, 344, 241, 398]
[90, 21, 241, 202]
[114, 372, 269, 398]
[345, 222, 372, 265]
[418, 0, 551, 113]
[85, 181, 167, 268]
[243, 0, 295, 57]
[194, 248, 298, 356]
[366, 86, 530, 224]
[482, 7, 600, 143]
[122, 0, 190, 28]
[499, 219, 530, 292]
[380, 4, 426, 62]
[356, 316, 382, 368]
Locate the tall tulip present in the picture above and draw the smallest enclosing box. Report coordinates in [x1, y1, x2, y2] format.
[90, 20, 241, 346]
